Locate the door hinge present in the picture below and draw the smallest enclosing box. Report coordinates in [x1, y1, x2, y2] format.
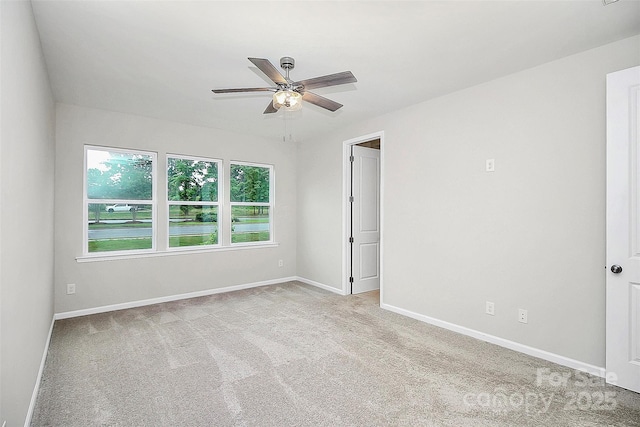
[349, 196, 354, 203]
[349, 155, 354, 162]
[349, 236, 354, 243]
[349, 276, 354, 283]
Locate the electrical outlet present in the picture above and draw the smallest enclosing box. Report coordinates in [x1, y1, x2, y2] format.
[486, 158, 495, 172]
[66, 283, 76, 295]
[518, 308, 528, 324]
[485, 301, 495, 316]
[278, 259, 284, 267]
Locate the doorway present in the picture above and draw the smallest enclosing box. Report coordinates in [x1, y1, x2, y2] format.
[343, 132, 383, 295]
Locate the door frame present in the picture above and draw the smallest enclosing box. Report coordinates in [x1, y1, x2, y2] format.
[342, 131, 385, 297]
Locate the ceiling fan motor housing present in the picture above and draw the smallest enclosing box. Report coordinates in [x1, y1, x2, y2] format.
[280, 56, 295, 71]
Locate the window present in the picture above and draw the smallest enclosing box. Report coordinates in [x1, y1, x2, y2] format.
[85, 147, 156, 254]
[230, 162, 273, 244]
[167, 155, 221, 249]
[83, 148, 274, 259]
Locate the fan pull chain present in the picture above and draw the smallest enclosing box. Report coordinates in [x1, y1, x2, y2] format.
[283, 111, 288, 142]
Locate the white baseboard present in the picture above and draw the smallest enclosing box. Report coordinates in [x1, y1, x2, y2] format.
[296, 276, 347, 295]
[24, 316, 55, 427]
[381, 302, 606, 378]
[54, 276, 298, 320]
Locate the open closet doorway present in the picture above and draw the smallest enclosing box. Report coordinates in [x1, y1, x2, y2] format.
[343, 132, 383, 295]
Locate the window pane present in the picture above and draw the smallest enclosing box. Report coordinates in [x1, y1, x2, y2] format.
[87, 149, 153, 200]
[88, 203, 153, 252]
[167, 158, 218, 202]
[169, 205, 218, 248]
[231, 206, 270, 243]
[230, 164, 270, 203]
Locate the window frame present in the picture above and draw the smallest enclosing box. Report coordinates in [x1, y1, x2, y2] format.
[83, 145, 158, 256]
[79, 149, 278, 262]
[229, 161, 274, 246]
[166, 153, 223, 251]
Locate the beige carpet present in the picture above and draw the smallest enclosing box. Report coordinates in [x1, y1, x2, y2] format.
[31, 281, 640, 426]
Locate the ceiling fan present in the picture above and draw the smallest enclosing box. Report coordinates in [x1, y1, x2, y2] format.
[211, 57, 357, 114]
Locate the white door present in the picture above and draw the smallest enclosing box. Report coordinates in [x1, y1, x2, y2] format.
[606, 65, 640, 393]
[350, 145, 380, 294]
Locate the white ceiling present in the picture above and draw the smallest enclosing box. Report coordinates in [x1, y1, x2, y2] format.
[31, 0, 640, 142]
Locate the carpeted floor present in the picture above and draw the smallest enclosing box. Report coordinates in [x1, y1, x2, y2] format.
[31, 281, 640, 426]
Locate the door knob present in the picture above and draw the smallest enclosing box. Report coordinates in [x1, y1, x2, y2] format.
[611, 265, 623, 274]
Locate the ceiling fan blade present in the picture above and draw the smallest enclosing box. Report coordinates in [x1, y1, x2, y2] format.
[263, 101, 278, 114]
[302, 91, 343, 112]
[211, 87, 274, 94]
[248, 58, 288, 85]
[297, 71, 357, 90]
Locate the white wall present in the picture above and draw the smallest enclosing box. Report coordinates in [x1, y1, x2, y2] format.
[54, 104, 297, 314]
[0, 1, 56, 425]
[297, 35, 640, 368]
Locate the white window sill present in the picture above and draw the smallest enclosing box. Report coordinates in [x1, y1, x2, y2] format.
[76, 242, 279, 263]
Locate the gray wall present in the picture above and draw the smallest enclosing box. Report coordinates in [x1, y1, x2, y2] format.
[54, 104, 297, 314]
[0, 1, 56, 425]
[297, 35, 640, 367]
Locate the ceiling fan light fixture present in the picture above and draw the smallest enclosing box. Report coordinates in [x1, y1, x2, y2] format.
[273, 89, 302, 111]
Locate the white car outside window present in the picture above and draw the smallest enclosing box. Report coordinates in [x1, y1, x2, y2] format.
[105, 204, 136, 213]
